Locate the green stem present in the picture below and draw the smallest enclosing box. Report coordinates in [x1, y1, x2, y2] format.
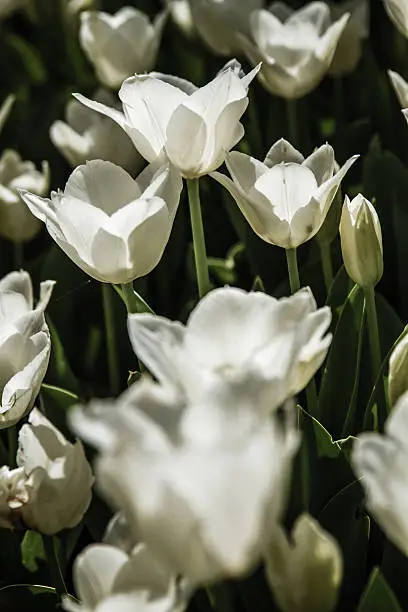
[121, 282, 139, 314]
[286, 99, 299, 147]
[42, 535, 67, 600]
[364, 286, 386, 427]
[102, 284, 119, 395]
[319, 242, 334, 293]
[7, 425, 17, 468]
[187, 178, 210, 298]
[285, 248, 300, 293]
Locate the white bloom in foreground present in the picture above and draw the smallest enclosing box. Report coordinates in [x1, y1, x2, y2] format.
[383, 0, 408, 39]
[0, 150, 49, 243]
[239, 1, 349, 99]
[75, 60, 260, 178]
[50, 90, 141, 172]
[328, 0, 369, 76]
[20, 159, 182, 284]
[126, 285, 332, 406]
[212, 138, 357, 249]
[389, 70, 408, 108]
[63, 541, 187, 612]
[339, 194, 383, 288]
[265, 513, 343, 612]
[388, 333, 408, 408]
[79, 7, 167, 89]
[352, 390, 408, 557]
[187, 0, 263, 56]
[70, 381, 300, 584]
[15, 408, 93, 534]
[0, 271, 54, 428]
[0, 409, 93, 533]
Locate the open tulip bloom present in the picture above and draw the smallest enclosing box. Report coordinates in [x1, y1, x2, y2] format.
[19, 159, 182, 284]
[212, 138, 358, 249]
[74, 60, 260, 178]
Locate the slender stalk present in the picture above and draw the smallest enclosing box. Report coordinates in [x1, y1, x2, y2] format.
[286, 99, 299, 147]
[187, 178, 210, 298]
[42, 535, 67, 600]
[364, 286, 386, 427]
[7, 425, 17, 468]
[285, 248, 300, 293]
[319, 242, 334, 292]
[14, 243, 23, 270]
[102, 284, 119, 395]
[121, 282, 139, 314]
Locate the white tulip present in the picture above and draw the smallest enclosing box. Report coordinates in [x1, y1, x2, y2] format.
[70, 381, 300, 584]
[352, 390, 408, 557]
[79, 7, 167, 89]
[50, 89, 142, 172]
[187, 0, 263, 56]
[388, 333, 408, 408]
[74, 60, 260, 178]
[328, 0, 369, 76]
[0, 465, 30, 529]
[339, 194, 383, 288]
[0, 150, 49, 243]
[63, 541, 187, 612]
[383, 0, 408, 39]
[239, 1, 350, 99]
[265, 513, 343, 612]
[0, 271, 54, 428]
[389, 70, 408, 108]
[20, 159, 182, 284]
[211, 138, 357, 249]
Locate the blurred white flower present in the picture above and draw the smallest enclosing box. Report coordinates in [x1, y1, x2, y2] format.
[388, 333, 408, 408]
[50, 89, 142, 173]
[75, 60, 260, 178]
[165, 0, 195, 39]
[20, 159, 182, 284]
[383, 0, 408, 39]
[0, 465, 30, 528]
[0, 0, 26, 19]
[63, 540, 187, 612]
[79, 7, 167, 89]
[328, 0, 369, 76]
[0, 150, 49, 243]
[265, 513, 343, 612]
[352, 390, 408, 557]
[125, 285, 332, 406]
[212, 138, 357, 249]
[0, 95, 15, 136]
[187, 0, 263, 56]
[389, 69, 408, 108]
[339, 194, 383, 288]
[239, 1, 349, 99]
[0, 271, 54, 429]
[70, 380, 299, 584]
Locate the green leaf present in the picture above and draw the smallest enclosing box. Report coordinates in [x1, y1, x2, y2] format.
[21, 532, 46, 574]
[113, 284, 155, 314]
[46, 316, 80, 395]
[5, 34, 47, 84]
[358, 568, 402, 611]
[319, 285, 365, 438]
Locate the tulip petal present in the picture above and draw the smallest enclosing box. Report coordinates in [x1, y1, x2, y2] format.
[302, 143, 335, 185]
[264, 138, 304, 167]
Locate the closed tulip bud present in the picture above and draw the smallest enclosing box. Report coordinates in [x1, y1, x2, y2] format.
[239, 2, 350, 99]
[20, 159, 182, 284]
[265, 513, 343, 612]
[388, 332, 408, 407]
[328, 0, 369, 76]
[389, 70, 408, 108]
[339, 194, 383, 288]
[188, 0, 263, 56]
[0, 150, 49, 244]
[383, 0, 408, 39]
[50, 89, 142, 172]
[79, 7, 167, 90]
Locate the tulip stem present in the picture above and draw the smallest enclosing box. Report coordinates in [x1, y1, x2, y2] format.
[121, 282, 139, 314]
[286, 99, 299, 147]
[102, 283, 120, 395]
[187, 178, 210, 298]
[285, 248, 300, 293]
[42, 535, 68, 600]
[364, 286, 386, 426]
[7, 425, 17, 467]
[319, 242, 334, 292]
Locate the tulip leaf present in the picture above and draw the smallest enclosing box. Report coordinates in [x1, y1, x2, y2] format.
[45, 316, 80, 395]
[357, 568, 402, 611]
[21, 532, 46, 574]
[319, 285, 365, 438]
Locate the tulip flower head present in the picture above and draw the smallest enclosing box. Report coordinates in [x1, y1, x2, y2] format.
[212, 138, 358, 249]
[74, 60, 260, 178]
[20, 159, 182, 284]
[239, 1, 350, 99]
[79, 7, 167, 89]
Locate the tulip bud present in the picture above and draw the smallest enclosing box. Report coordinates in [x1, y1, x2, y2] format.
[388, 331, 408, 407]
[265, 513, 343, 612]
[0, 150, 49, 244]
[339, 194, 383, 287]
